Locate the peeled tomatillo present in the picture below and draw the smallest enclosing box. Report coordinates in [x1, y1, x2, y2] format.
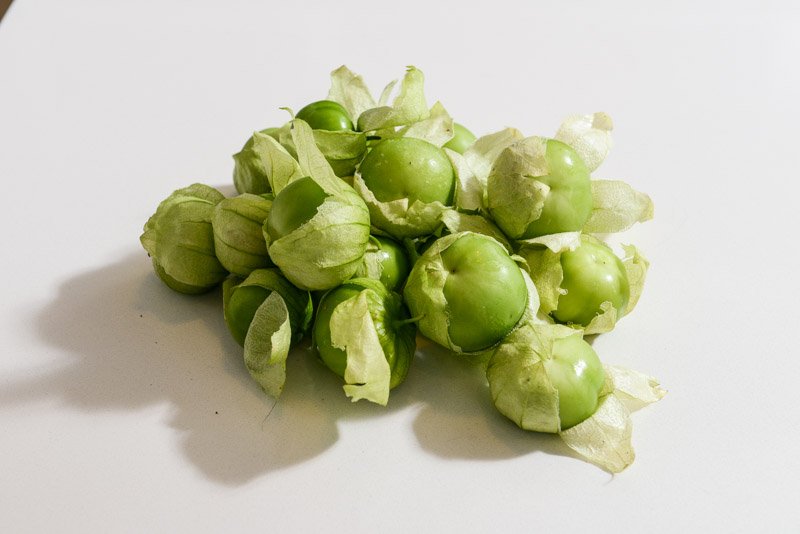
[295, 100, 354, 132]
[553, 235, 630, 327]
[544, 333, 606, 429]
[359, 137, 455, 206]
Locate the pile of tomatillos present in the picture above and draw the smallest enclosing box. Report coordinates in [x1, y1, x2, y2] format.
[140, 66, 665, 473]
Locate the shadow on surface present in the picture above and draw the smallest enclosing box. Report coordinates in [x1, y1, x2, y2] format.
[0, 252, 581, 485]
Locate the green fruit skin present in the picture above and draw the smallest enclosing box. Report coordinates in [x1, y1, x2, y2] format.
[264, 176, 328, 241]
[295, 100, 354, 132]
[373, 236, 411, 291]
[521, 139, 593, 238]
[543, 333, 606, 429]
[443, 123, 477, 154]
[313, 279, 413, 389]
[359, 137, 455, 205]
[225, 285, 272, 346]
[439, 233, 528, 352]
[553, 235, 630, 326]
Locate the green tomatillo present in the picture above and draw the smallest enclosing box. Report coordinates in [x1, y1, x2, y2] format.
[486, 321, 605, 432]
[354, 137, 456, 239]
[223, 268, 313, 347]
[354, 235, 411, 292]
[140, 183, 228, 294]
[443, 122, 477, 154]
[296, 100, 355, 132]
[487, 137, 593, 239]
[553, 234, 630, 327]
[262, 120, 371, 291]
[403, 231, 529, 354]
[312, 277, 416, 405]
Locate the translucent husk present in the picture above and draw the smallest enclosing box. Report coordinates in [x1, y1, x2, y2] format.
[310, 129, 367, 177]
[140, 183, 227, 293]
[327, 65, 377, 124]
[326, 278, 416, 405]
[353, 236, 385, 282]
[554, 112, 614, 173]
[211, 193, 273, 277]
[584, 179, 655, 234]
[227, 268, 314, 345]
[249, 130, 305, 195]
[356, 66, 429, 132]
[560, 364, 666, 473]
[243, 291, 293, 398]
[485, 136, 551, 239]
[463, 127, 526, 188]
[265, 120, 371, 290]
[352, 173, 447, 239]
[395, 101, 454, 148]
[439, 209, 512, 253]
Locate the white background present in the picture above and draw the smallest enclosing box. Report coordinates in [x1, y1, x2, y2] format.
[1, 1, 798, 532]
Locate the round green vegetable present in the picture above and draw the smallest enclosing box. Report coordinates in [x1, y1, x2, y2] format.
[553, 235, 630, 326]
[404, 232, 528, 353]
[443, 122, 477, 154]
[359, 137, 455, 206]
[140, 183, 228, 294]
[487, 137, 593, 239]
[355, 235, 411, 292]
[313, 278, 415, 390]
[223, 269, 313, 347]
[264, 174, 371, 291]
[295, 100, 354, 132]
[486, 322, 606, 432]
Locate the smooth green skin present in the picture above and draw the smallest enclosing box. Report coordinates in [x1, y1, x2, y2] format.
[520, 139, 593, 238]
[553, 235, 630, 326]
[313, 280, 412, 389]
[359, 137, 455, 205]
[264, 177, 329, 241]
[314, 285, 361, 379]
[225, 285, 273, 346]
[372, 235, 410, 291]
[543, 333, 606, 429]
[440, 234, 528, 352]
[443, 123, 476, 154]
[295, 100, 354, 132]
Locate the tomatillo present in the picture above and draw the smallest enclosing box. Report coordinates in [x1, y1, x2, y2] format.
[223, 269, 313, 347]
[443, 122, 477, 154]
[354, 235, 411, 292]
[487, 138, 593, 239]
[404, 232, 528, 353]
[264, 176, 328, 241]
[553, 235, 630, 327]
[140, 183, 228, 294]
[359, 137, 455, 206]
[486, 322, 605, 432]
[295, 100, 354, 132]
[313, 278, 415, 390]
[263, 175, 371, 291]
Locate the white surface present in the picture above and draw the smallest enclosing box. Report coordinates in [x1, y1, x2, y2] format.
[1, 1, 798, 532]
